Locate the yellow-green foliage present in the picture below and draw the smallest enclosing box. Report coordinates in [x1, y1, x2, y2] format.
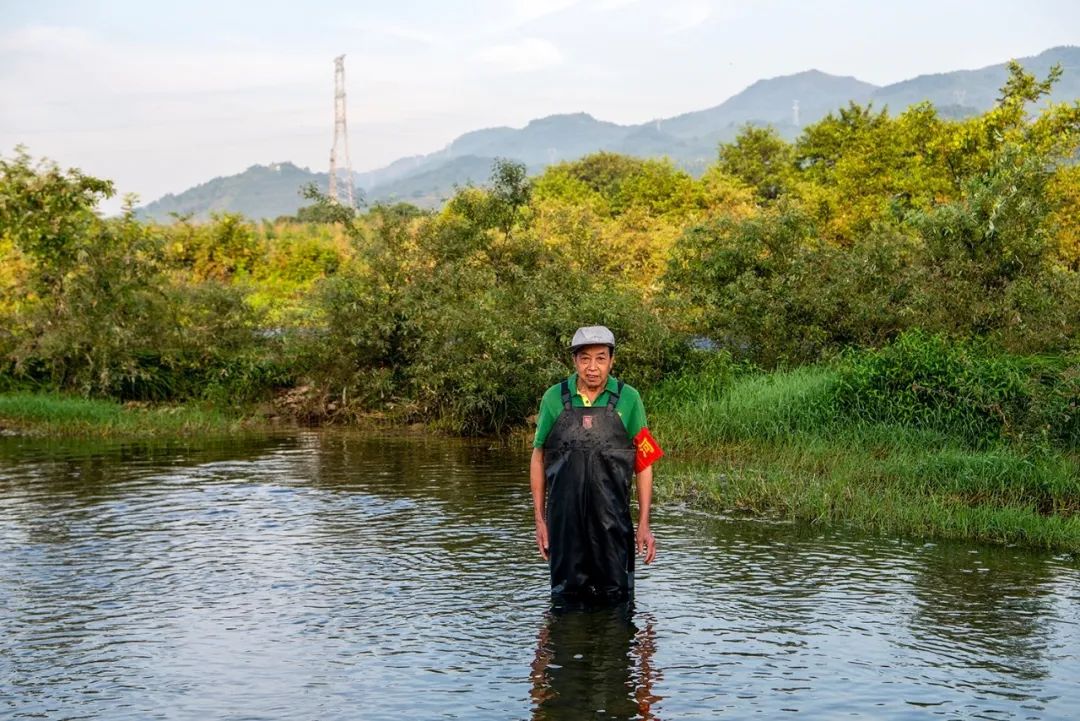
[161, 213, 260, 282]
[4, 61, 1080, 431]
[0, 234, 29, 315]
[1047, 164, 1080, 269]
[530, 153, 755, 285]
[731, 63, 1080, 258]
[793, 102, 956, 243]
[246, 220, 355, 323]
[157, 215, 357, 324]
[662, 62, 1080, 366]
[717, 125, 795, 202]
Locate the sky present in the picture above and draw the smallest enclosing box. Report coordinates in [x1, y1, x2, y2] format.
[2, 0, 1078, 213]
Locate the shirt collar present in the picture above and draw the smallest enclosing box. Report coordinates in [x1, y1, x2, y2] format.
[569, 373, 618, 405]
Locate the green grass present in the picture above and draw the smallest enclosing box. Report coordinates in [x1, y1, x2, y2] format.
[0, 392, 258, 438]
[651, 364, 840, 445]
[649, 364, 1080, 552]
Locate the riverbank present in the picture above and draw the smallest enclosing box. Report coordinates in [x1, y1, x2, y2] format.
[655, 438, 1080, 552]
[0, 392, 259, 438]
[5, 349, 1080, 555]
[648, 362, 1080, 553]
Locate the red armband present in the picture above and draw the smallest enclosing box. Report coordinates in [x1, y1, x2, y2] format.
[633, 427, 664, 472]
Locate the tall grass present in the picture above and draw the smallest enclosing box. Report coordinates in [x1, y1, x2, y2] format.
[648, 337, 1080, 551]
[660, 452, 1080, 550]
[0, 392, 254, 437]
[651, 362, 839, 447]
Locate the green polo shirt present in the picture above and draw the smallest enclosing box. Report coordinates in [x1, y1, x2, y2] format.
[532, 373, 647, 448]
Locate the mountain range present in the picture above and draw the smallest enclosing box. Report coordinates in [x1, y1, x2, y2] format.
[137, 45, 1080, 221]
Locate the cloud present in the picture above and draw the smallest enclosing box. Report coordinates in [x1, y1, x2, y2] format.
[361, 20, 441, 47]
[660, 0, 713, 34]
[0, 24, 323, 100]
[594, 0, 642, 10]
[513, 0, 581, 22]
[0, 24, 97, 53]
[472, 37, 564, 73]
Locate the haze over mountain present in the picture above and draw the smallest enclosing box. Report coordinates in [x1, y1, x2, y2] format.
[137, 45, 1080, 222]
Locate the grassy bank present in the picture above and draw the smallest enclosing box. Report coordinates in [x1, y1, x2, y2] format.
[649, 357, 1080, 553]
[5, 338, 1079, 553]
[0, 392, 259, 438]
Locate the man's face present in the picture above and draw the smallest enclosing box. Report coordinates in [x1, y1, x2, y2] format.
[573, 345, 613, 393]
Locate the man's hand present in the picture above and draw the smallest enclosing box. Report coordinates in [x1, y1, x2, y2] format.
[535, 519, 549, 561]
[635, 465, 655, 564]
[636, 524, 656, 564]
[530, 448, 548, 561]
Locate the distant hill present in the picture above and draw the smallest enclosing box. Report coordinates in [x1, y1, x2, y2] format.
[658, 70, 878, 143]
[137, 45, 1080, 221]
[870, 45, 1080, 114]
[138, 162, 326, 221]
[365, 155, 519, 207]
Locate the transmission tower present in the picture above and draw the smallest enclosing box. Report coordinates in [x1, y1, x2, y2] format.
[328, 55, 355, 207]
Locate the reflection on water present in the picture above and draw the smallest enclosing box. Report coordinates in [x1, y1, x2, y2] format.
[908, 541, 1055, 676]
[1, 432, 1078, 720]
[530, 602, 660, 721]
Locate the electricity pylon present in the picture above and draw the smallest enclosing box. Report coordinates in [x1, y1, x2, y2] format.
[328, 55, 355, 207]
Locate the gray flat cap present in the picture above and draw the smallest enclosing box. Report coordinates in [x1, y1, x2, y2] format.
[570, 325, 616, 352]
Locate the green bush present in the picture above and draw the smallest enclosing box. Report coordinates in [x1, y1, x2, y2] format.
[0, 151, 288, 404]
[906, 144, 1080, 353]
[287, 180, 686, 433]
[665, 205, 921, 366]
[409, 268, 683, 434]
[7, 68, 1080, 442]
[161, 281, 291, 404]
[835, 331, 1080, 450]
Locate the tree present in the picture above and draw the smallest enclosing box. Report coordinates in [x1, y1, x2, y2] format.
[717, 125, 794, 202]
[293, 181, 365, 224]
[0, 147, 115, 299]
[490, 157, 531, 228]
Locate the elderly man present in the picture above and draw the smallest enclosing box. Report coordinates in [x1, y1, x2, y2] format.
[530, 325, 664, 603]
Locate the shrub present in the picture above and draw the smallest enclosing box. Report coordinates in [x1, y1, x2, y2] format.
[835, 331, 1080, 450]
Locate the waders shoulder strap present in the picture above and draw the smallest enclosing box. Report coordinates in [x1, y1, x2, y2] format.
[560, 380, 572, 410]
[607, 380, 625, 409]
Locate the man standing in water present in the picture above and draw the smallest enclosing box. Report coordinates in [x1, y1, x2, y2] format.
[530, 326, 663, 603]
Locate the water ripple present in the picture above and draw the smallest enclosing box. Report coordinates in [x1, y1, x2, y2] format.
[1, 433, 1078, 720]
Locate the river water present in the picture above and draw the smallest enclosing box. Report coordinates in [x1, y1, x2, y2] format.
[1, 432, 1078, 720]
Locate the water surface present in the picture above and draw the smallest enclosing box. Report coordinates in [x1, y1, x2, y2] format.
[2, 432, 1078, 720]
